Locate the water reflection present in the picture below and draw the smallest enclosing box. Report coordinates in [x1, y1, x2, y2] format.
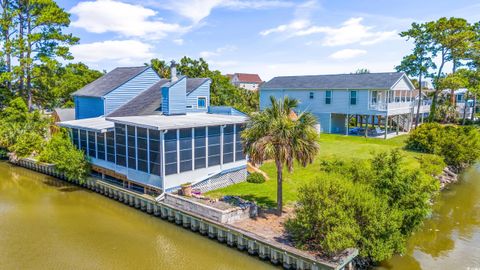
[379, 164, 480, 270]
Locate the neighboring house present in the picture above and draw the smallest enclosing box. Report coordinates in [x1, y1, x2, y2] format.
[230, 73, 263, 91]
[260, 72, 430, 138]
[451, 88, 477, 119]
[59, 62, 248, 195]
[52, 108, 76, 123]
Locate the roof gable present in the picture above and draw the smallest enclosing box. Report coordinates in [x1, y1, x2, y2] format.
[261, 72, 408, 90]
[72, 66, 149, 97]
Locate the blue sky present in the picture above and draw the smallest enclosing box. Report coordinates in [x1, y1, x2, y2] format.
[58, 0, 480, 80]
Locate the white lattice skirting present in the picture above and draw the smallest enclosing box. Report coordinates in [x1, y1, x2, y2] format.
[192, 167, 247, 193]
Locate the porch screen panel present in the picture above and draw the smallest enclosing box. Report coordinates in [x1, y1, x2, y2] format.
[208, 126, 221, 166]
[106, 131, 115, 163]
[72, 128, 79, 149]
[164, 130, 178, 175]
[96, 132, 105, 160]
[88, 131, 96, 158]
[194, 127, 206, 169]
[137, 127, 148, 172]
[149, 130, 161, 176]
[115, 124, 126, 166]
[235, 124, 245, 161]
[79, 130, 87, 153]
[127, 126, 136, 170]
[223, 125, 234, 164]
[179, 129, 192, 172]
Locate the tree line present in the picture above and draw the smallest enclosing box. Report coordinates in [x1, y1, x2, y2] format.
[396, 17, 480, 125]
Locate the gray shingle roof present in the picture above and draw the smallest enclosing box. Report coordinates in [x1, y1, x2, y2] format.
[107, 78, 210, 117]
[261, 72, 407, 90]
[72, 66, 149, 97]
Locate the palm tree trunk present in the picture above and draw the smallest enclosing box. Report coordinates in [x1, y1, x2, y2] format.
[275, 158, 283, 216]
[462, 91, 469, 125]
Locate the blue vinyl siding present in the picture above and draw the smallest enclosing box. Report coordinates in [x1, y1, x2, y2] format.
[75, 96, 104, 119]
[104, 68, 161, 115]
[162, 77, 187, 115]
[186, 81, 210, 112]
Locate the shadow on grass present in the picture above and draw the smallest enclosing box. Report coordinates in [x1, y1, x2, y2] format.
[235, 194, 276, 208]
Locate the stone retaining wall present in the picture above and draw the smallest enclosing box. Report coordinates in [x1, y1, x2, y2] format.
[164, 193, 254, 224]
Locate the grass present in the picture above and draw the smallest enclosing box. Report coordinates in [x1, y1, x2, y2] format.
[206, 133, 425, 208]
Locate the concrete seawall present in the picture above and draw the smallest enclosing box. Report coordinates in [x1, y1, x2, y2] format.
[11, 158, 358, 270]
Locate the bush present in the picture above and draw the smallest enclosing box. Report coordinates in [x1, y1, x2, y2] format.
[38, 132, 90, 183]
[406, 123, 480, 171]
[246, 172, 266, 183]
[286, 150, 440, 262]
[10, 131, 44, 158]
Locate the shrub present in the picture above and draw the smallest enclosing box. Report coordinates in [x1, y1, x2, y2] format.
[287, 150, 440, 262]
[406, 123, 480, 171]
[38, 131, 90, 183]
[10, 131, 44, 158]
[246, 172, 266, 183]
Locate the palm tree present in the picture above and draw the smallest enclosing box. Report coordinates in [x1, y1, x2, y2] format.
[242, 96, 319, 215]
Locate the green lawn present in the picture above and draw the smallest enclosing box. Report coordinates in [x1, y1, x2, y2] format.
[206, 134, 424, 207]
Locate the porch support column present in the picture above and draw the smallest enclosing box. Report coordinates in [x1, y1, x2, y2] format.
[384, 114, 388, 140]
[345, 114, 349, 136]
[396, 115, 400, 135]
[364, 115, 368, 138]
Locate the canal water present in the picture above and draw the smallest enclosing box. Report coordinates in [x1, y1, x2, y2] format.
[378, 164, 480, 270]
[0, 162, 276, 270]
[1, 161, 479, 270]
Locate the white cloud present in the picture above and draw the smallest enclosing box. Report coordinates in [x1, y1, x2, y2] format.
[70, 40, 155, 65]
[70, 0, 187, 39]
[261, 16, 396, 46]
[162, 0, 293, 23]
[173, 39, 184, 45]
[330, 49, 367, 60]
[199, 45, 237, 58]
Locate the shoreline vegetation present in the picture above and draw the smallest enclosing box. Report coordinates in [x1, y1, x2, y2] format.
[207, 127, 480, 268]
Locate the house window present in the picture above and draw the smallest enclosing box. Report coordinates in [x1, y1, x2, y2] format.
[106, 131, 115, 163]
[223, 125, 234, 164]
[127, 126, 136, 170]
[350, 90, 357, 105]
[164, 130, 178, 175]
[79, 130, 87, 153]
[115, 124, 126, 167]
[309, 92, 314, 99]
[72, 128, 79, 149]
[136, 127, 148, 173]
[457, 94, 463, 102]
[235, 124, 245, 161]
[197, 97, 207, 108]
[325, 91, 332, 104]
[149, 130, 161, 176]
[371, 91, 378, 104]
[194, 127, 206, 169]
[96, 132, 105, 160]
[208, 126, 221, 166]
[179, 128, 193, 173]
[88, 131, 96, 158]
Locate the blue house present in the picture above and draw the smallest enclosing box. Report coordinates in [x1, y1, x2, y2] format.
[60, 62, 247, 195]
[260, 72, 430, 138]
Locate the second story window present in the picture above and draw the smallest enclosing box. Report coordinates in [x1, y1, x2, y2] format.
[325, 90, 332, 104]
[197, 97, 207, 108]
[309, 92, 314, 99]
[371, 91, 378, 104]
[350, 90, 357, 105]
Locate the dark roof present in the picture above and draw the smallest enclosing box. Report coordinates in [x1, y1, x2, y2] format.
[53, 108, 75, 122]
[107, 80, 168, 117]
[72, 66, 149, 97]
[261, 72, 408, 90]
[107, 78, 210, 117]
